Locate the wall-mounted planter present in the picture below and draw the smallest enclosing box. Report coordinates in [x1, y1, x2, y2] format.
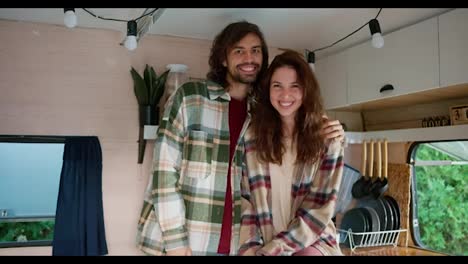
[138, 106, 159, 164]
[144, 125, 158, 140]
[139, 105, 159, 126]
[131, 64, 169, 164]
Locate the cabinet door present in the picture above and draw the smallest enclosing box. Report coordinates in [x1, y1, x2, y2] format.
[439, 8, 468, 87]
[315, 50, 348, 110]
[348, 17, 439, 105]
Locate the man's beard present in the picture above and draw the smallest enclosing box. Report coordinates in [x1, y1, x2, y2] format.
[229, 70, 259, 84]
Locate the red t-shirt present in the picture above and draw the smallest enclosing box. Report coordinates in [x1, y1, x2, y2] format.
[217, 98, 247, 254]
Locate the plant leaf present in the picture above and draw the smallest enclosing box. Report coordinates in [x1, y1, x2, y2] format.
[149, 66, 158, 105]
[150, 66, 158, 79]
[130, 67, 148, 105]
[151, 69, 170, 105]
[143, 65, 152, 102]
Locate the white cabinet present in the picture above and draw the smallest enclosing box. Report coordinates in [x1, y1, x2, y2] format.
[347, 17, 440, 105]
[315, 50, 348, 110]
[345, 124, 468, 144]
[439, 8, 468, 87]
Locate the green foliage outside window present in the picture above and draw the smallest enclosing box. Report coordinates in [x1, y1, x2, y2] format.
[414, 144, 467, 256]
[0, 220, 54, 244]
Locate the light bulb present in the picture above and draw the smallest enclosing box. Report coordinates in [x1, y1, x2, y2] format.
[64, 10, 77, 28]
[369, 19, 384, 49]
[371, 33, 384, 48]
[306, 50, 315, 71]
[124, 20, 138, 51]
[124, 36, 137, 51]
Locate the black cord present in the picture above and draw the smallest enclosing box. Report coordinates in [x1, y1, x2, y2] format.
[82, 8, 159, 23]
[307, 8, 383, 54]
[375, 8, 382, 19]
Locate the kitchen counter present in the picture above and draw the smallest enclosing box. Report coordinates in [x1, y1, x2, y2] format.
[340, 246, 447, 256]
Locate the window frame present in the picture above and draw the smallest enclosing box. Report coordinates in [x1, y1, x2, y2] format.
[0, 135, 66, 248]
[407, 139, 466, 256]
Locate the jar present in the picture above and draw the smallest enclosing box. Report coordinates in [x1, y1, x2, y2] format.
[159, 64, 189, 117]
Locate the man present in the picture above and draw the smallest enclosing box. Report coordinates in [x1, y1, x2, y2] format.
[136, 21, 344, 256]
[136, 21, 269, 256]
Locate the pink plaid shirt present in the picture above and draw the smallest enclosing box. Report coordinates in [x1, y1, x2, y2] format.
[239, 128, 344, 256]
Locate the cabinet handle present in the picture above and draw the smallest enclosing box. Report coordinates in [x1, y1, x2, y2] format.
[380, 84, 394, 93]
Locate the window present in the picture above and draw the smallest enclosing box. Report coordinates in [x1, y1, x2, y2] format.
[0, 136, 64, 248]
[409, 140, 468, 256]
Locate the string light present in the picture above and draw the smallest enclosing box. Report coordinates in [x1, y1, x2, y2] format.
[65, 8, 383, 53]
[369, 18, 384, 48]
[124, 20, 138, 51]
[306, 8, 384, 68]
[63, 8, 77, 28]
[307, 50, 315, 71]
[63, 8, 160, 51]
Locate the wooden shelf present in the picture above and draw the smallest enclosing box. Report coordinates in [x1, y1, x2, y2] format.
[345, 124, 468, 144]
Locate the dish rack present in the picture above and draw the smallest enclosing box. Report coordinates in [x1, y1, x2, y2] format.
[338, 229, 407, 251]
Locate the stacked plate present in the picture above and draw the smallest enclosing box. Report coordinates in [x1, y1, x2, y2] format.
[340, 195, 401, 247]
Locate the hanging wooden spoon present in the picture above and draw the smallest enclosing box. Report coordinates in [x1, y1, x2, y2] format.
[362, 140, 375, 195]
[372, 139, 389, 198]
[351, 140, 371, 198]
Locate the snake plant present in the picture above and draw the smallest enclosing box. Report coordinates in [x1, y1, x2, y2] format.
[130, 64, 170, 106]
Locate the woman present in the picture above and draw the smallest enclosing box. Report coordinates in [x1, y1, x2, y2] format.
[239, 50, 345, 256]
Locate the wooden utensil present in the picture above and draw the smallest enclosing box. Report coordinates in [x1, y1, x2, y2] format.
[371, 140, 389, 198]
[362, 140, 375, 195]
[351, 141, 372, 198]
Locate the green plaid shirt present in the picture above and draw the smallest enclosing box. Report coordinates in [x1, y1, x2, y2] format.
[136, 80, 251, 255]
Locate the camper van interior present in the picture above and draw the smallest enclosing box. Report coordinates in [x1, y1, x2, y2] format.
[0, 8, 466, 256]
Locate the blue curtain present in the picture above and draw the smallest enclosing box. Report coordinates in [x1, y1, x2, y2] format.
[52, 136, 108, 256]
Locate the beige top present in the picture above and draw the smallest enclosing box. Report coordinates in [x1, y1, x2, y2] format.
[269, 138, 296, 234]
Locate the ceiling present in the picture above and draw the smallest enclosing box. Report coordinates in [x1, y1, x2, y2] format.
[0, 8, 452, 58]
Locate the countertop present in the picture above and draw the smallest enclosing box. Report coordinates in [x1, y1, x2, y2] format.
[340, 246, 447, 256]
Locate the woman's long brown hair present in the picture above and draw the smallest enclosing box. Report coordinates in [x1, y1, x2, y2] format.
[251, 50, 325, 165]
